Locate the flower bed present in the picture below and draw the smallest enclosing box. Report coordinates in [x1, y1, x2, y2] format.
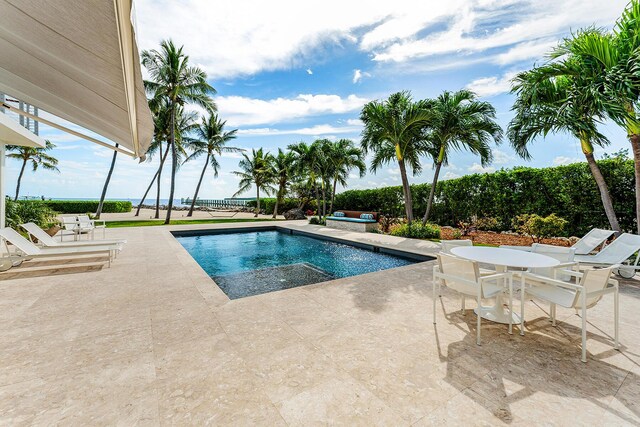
[440, 226, 574, 247]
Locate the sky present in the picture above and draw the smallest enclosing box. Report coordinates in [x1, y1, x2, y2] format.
[5, 0, 632, 201]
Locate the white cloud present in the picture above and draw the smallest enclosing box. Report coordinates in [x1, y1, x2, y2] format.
[306, 68, 313, 75]
[352, 69, 371, 83]
[387, 168, 400, 175]
[468, 163, 496, 173]
[346, 119, 363, 126]
[217, 94, 368, 126]
[492, 149, 513, 165]
[493, 39, 558, 65]
[443, 171, 460, 180]
[467, 71, 519, 97]
[552, 156, 582, 166]
[238, 124, 361, 136]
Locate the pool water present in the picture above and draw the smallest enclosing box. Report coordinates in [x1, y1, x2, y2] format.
[175, 230, 417, 299]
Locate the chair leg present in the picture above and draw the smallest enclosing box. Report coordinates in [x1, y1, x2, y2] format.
[461, 296, 465, 314]
[476, 295, 481, 346]
[614, 288, 619, 350]
[508, 276, 513, 335]
[520, 276, 525, 336]
[432, 277, 437, 325]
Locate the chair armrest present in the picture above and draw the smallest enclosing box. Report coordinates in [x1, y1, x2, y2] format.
[479, 272, 512, 283]
[552, 261, 578, 269]
[521, 272, 582, 291]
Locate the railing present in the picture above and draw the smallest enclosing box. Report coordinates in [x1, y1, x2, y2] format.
[180, 198, 251, 208]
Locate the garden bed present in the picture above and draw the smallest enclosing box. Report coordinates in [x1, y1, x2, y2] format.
[439, 227, 574, 247]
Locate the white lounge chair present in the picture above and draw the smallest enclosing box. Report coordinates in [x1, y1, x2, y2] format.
[575, 233, 640, 278]
[0, 228, 120, 267]
[433, 253, 513, 345]
[21, 222, 126, 249]
[572, 228, 615, 255]
[520, 267, 619, 362]
[440, 239, 473, 254]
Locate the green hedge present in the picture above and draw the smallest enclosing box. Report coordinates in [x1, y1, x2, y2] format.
[333, 158, 635, 236]
[247, 198, 317, 214]
[28, 200, 133, 214]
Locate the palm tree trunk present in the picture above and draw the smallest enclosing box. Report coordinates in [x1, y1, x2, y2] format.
[397, 158, 414, 223]
[255, 186, 260, 217]
[154, 143, 170, 219]
[422, 161, 443, 225]
[14, 159, 27, 201]
[164, 107, 177, 225]
[95, 144, 118, 219]
[272, 184, 282, 219]
[582, 145, 620, 234]
[138, 143, 170, 217]
[630, 134, 640, 233]
[315, 184, 321, 218]
[187, 153, 210, 217]
[329, 177, 337, 214]
[321, 181, 327, 217]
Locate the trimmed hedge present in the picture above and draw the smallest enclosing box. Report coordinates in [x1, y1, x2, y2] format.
[247, 198, 317, 214]
[333, 158, 635, 237]
[27, 200, 133, 214]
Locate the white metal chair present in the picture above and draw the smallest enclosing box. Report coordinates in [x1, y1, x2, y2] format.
[520, 267, 619, 362]
[77, 214, 107, 239]
[530, 243, 577, 281]
[572, 228, 615, 255]
[575, 233, 640, 278]
[440, 239, 473, 254]
[433, 253, 513, 345]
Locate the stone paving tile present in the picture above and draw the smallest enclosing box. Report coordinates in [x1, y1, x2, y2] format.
[0, 221, 639, 425]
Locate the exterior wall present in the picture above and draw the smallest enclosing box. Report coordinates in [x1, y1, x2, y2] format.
[326, 219, 378, 233]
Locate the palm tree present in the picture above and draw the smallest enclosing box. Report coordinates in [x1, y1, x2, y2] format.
[95, 144, 118, 219]
[232, 148, 276, 217]
[421, 90, 502, 224]
[185, 113, 240, 217]
[8, 140, 59, 201]
[142, 39, 216, 224]
[312, 139, 334, 216]
[360, 91, 433, 223]
[508, 65, 621, 233]
[550, 3, 640, 231]
[327, 139, 366, 214]
[288, 141, 322, 216]
[271, 148, 296, 218]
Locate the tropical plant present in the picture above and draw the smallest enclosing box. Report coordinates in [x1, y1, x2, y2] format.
[421, 90, 502, 224]
[508, 65, 621, 232]
[270, 148, 296, 218]
[185, 113, 240, 217]
[7, 140, 59, 201]
[513, 213, 568, 243]
[142, 39, 216, 224]
[288, 141, 322, 215]
[389, 222, 441, 239]
[232, 148, 276, 216]
[327, 139, 366, 214]
[360, 91, 433, 223]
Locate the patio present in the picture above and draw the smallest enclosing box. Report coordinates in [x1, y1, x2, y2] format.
[0, 222, 638, 425]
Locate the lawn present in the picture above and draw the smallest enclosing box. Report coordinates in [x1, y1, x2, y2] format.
[105, 218, 282, 228]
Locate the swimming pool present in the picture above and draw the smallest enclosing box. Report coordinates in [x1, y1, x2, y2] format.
[174, 228, 424, 299]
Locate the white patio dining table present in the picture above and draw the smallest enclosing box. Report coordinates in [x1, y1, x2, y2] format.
[450, 246, 560, 324]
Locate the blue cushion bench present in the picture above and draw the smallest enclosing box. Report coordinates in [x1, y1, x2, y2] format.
[325, 211, 379, 232]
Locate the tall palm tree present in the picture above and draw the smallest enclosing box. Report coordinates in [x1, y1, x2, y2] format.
[288, 141, 322, 215]
[421, 90, 502, 224]
[185, 114, 240, 217]
[95, 144, 118, 219]
[271, 148, 296, 218]
[312, 138, 334, 216]
[508, 66, 621, 233]
[142, 39, 216, 224]
[8, 140, 59, 201]
[232, 148, 276, 217]
[327, 139, 366, 214]
[550, 3, 640, 231]
[360, 91, 432, 223]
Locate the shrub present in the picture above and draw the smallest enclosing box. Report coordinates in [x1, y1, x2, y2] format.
[6, 199, 57, 230]
[308, 216, 326, 226]
[389, 222, 441, 239]
[513, 213, 568, 242]
[247, 198, 316, 215]
[32, 200, 132, 214]
[378, 215, 400, 233]
[475, 216, 499, 231]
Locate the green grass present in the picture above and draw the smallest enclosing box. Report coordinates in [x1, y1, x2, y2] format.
[105, 218, 282, 228]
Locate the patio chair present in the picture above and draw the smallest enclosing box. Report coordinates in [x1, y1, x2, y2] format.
[77, 214, 107, 239]
[520, 267, 619, 362]
[0, 228, 120, 267]
[433, 253, 513, 345]
[60, 216, 92, 241]
[574, 233, 640, 279]
[440, 239, 473, 254]
[500, 243, 576, 281]
[21, 223, 126, 251]
[572, 228, 615, 255]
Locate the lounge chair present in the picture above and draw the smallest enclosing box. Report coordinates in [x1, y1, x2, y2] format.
[575, 233, 640, 278]
[21, 222, 126, 249]
[572, 228, 615, 255]
[520, 267, 619, 362]
[432, 253, 513, 345]
[0, 228, 120, 267]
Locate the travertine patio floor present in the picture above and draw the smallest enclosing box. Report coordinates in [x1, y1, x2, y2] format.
[0, 221, 638, 425]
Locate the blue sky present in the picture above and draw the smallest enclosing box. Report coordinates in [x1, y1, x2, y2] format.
[6, 0, 631, 200]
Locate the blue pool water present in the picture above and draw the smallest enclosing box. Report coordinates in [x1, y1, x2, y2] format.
[175, 230, 417, 299]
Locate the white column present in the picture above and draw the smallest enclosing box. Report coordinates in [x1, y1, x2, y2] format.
[0, 143, 5, 229]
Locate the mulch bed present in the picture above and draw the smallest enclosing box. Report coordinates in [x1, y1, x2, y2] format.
[439, 226, 574, 247]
